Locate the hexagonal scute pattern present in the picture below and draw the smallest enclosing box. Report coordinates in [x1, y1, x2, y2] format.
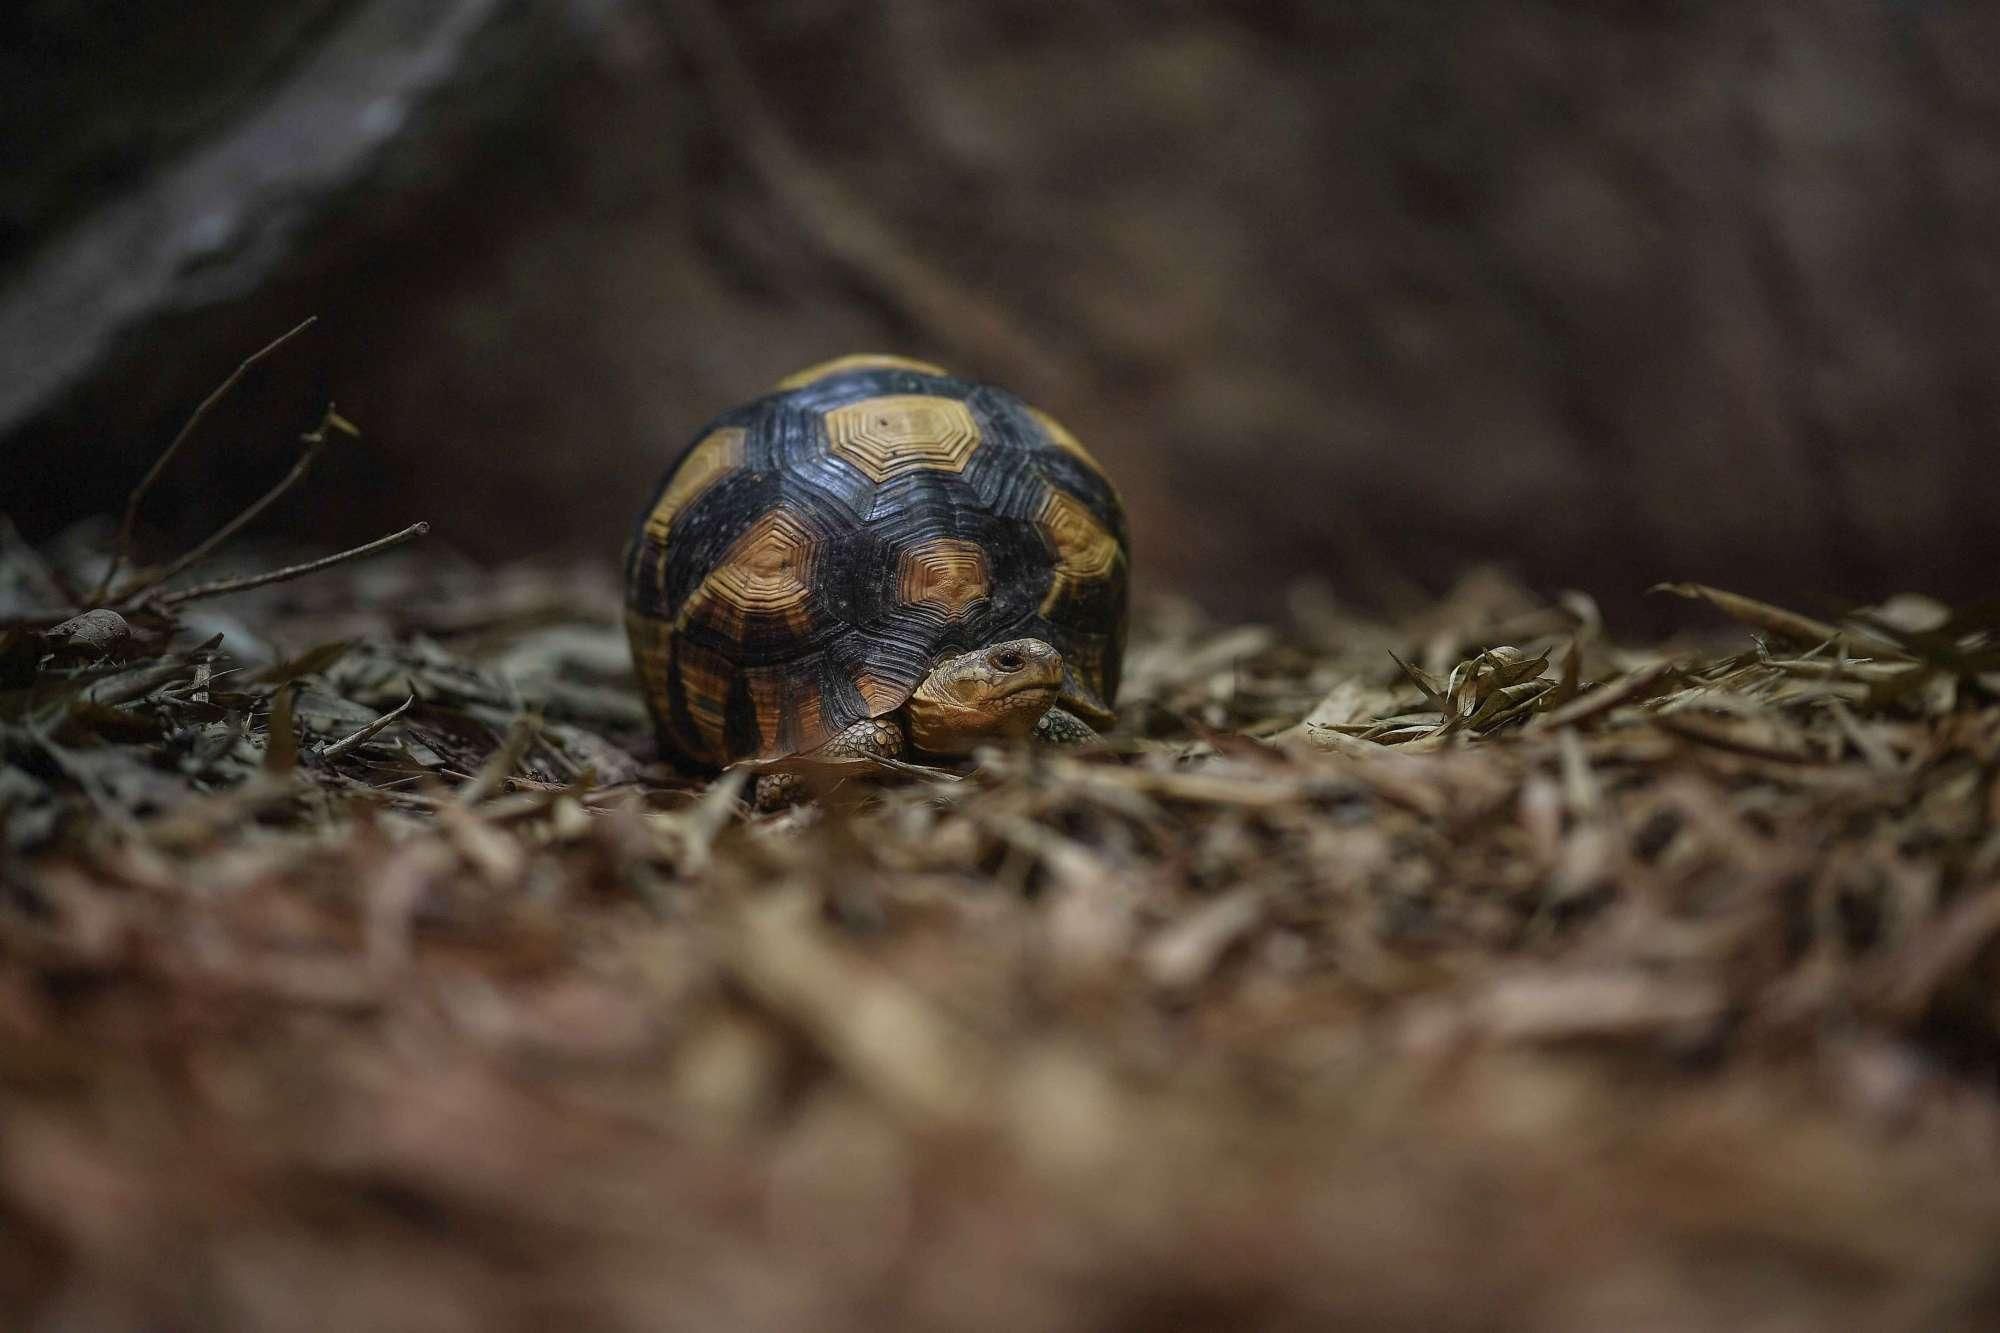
[823, 395, 981, 482]
[1035, 487, 1122, 613]
[678, 507, 820, 637]
[625, 358, 1128, 773]
[852, 673, 906, 718]
[896, 538, 991, 618]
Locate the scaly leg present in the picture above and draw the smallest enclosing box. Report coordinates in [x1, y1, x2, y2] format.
[1033, 707, 1098, 746]
[817, 717, 908, 762]
[753, 717, 908, 810]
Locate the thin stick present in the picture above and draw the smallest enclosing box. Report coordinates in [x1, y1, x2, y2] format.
[91, 316, 319, 603]
[153, 522, 429, 609]
[115, 403, 358, 605]
[317, 693, 416, 761]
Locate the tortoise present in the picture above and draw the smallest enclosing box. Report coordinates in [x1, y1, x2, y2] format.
[623, 354, 1128, 792]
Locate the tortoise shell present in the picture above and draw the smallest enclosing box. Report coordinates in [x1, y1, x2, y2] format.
[624, 354, 1129, 772]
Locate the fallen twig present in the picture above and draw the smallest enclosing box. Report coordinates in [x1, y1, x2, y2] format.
[151, 522, 429, 609]
[316, 693, 416, 762]
[90, 316, 318, 602]
[115, 402, 359, 605]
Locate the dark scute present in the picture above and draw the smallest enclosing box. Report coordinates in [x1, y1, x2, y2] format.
[817, 644, 883, 723]
[664, 648, 701, 765]
[722, 667, 762, 764]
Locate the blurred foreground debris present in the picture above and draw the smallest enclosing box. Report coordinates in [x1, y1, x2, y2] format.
[6, 535, 2000, 1329]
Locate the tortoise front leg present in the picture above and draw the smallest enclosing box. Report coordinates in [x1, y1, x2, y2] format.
[1033, 707, 1098, 746]
[753, 717, 908, 810]
[816, 717, 909, 763]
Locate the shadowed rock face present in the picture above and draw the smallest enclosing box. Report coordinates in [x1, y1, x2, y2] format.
[5, 1, 1999, 619]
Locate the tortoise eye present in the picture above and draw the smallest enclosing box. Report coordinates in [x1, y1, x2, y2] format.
[992, 650, 1026, 673]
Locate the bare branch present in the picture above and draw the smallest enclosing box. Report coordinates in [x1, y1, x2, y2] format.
[90, 316, 318, 603]
[153, 522, 429, 609]
[114, 402, 359, 605]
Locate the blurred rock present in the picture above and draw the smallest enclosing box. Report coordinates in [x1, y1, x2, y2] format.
[4, 1, 1997, 619]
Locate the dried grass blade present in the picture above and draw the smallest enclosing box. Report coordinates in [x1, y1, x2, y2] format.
[1547, 639, 1581, 709]
[317, 694, 416, 762]
[1532, 660, 1678, 731]
[676, 768, 748, 872]
[1388, 650, 1449, 714]
[458, 713, 538, 805]
[1651, 582, 1847, 650]
[1826, 699, 1900, 773]
[1654, 713, 1817, 764]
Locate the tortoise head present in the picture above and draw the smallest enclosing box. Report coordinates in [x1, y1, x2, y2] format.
[906, 638, 1063, 755]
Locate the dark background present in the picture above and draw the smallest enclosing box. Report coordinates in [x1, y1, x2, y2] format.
[5, 0, 1997, 621]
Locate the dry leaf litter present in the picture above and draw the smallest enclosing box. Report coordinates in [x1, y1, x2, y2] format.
[7, 427, 2000, 1328]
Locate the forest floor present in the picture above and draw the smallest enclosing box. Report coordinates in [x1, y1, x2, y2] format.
[6, 511, 2000, 1329]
